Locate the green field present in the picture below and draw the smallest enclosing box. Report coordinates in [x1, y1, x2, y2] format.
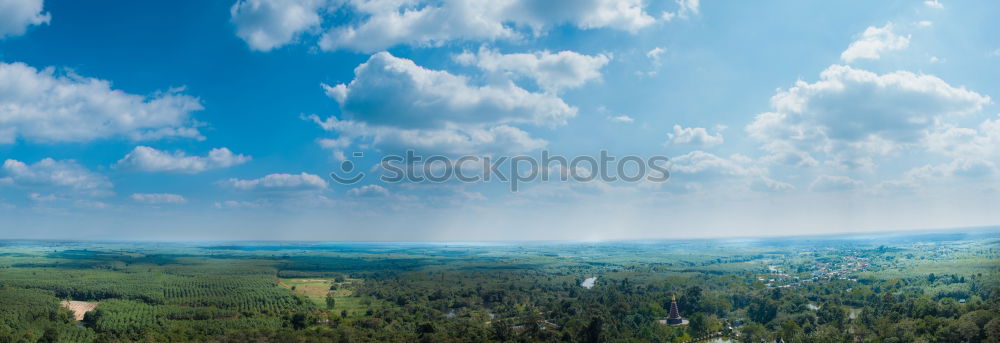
[0, 229, 997, 342]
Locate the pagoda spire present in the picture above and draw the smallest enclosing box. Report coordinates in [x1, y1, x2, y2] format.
[666, 293, 686, 325]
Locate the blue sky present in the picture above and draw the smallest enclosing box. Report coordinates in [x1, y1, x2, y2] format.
[1, 0, 998, 241]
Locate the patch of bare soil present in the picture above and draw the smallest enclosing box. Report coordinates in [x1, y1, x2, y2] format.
[60, 300, 98, 321]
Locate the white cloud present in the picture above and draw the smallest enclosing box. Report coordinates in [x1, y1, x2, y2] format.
[669, 151, 756, 177]
[454, 47, 610, 92]
[638, 46, 666, 76]
[598, 106, 634, 123]
[924, 0, 943, 9]
[214, 200, 262, 209]
[317, 137, 352, 149]
[309, 115, 547, 155]
[840, 23, 910, 63]
[647, 47, 665, 61]
[667, 151, 792, 192]
[759, 148, 819, 168]
[313, 51, 571, 154]
[667, 125, 724, 147]
[661, 0, 699, 21]
[74, 200, 110, 209]
[28, 192, 58, 202]
[230, 0, 326, 51]
[751, 176, 796, 193]
[926, 116, 1000, 159]
[314, 0, 656, 52]
[746, 65, 990, 169]
[607, 115, 634, 123]
[521, 0, 658, 32]
[131, 193, 187, 204]
[877, 159, 997, 192]
[115, 146, 250, 173]
[908, 159, 996, 180]
[319, 0, 514, 52]
[327, 52, 574, 128]
[917, 20, 933, 27]
[222, 172, 328, 191]
[231, 0, 666, 53]
[809, 175, 863, 192]
[0, 0, 50, 39]
[2, 158, 111, 195]
[347, 184, 390, 197]
[0, 62, 203, 144]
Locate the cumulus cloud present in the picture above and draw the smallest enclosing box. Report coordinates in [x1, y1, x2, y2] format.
[222, 172, 328, 191]
[326, 52, 574, 128]
[0, 62, 203, 144]
[213, 200, 263, 209]
[227, 0, 660, 53]
[2, 158, 111, 195]
[454, 47, 610, 92]
[73, 199, 110, 209]
[841, 23, 910, 63]
[309, 115, 547, 155]
[660, 0, 699, 21]
[667, 125, 724, 147]
[907, 159, 996, 180]
[759, 148, 819, 168]
[28, 192, 58, 202]
[318, 0, 656, 52]
[924, 0, 943, 9]
[639, 46, 666, 76]
[131, 193, 187, 204]
[598, 106, 634, 123]
[115, 146, 250, 173]
[669, 151, 756, 178]
[313, 51, 571, 154]
[926, 117, 1000, 159]
[877, 159, 997, 192]
[809, 175, 863, 192]
[667, 151, 792, 192]
[347, 184, 390, 197]
[230, 0, 325, 51]
[746, 65, 990, 169]
[0, 0, 50, 39]
[647, 47, 665, 62]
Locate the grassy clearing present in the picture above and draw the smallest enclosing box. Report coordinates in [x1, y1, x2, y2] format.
[274, 277, 382, 317]
[278, 278, 358, 307]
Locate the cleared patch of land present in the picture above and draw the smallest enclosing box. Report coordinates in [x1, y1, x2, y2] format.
[278, 278, 371, 316]
[279, 278, 337, 299]
[60, 300, 98, 321]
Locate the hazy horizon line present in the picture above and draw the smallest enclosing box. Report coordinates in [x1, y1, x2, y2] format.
[2, 225, 996, 245]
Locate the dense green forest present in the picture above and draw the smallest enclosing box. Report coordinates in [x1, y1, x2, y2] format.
[0, 230, 997, 342]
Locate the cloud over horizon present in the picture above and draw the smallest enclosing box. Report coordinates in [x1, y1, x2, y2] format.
[2, 158, 112, 197]
[312, 51, 574, 154]
[0, 62, 204, 144]
[115, 146, 251, 173]
[747, 64, 990, 170]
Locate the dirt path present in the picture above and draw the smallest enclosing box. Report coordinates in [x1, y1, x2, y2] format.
[60, 300, 98, 321]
